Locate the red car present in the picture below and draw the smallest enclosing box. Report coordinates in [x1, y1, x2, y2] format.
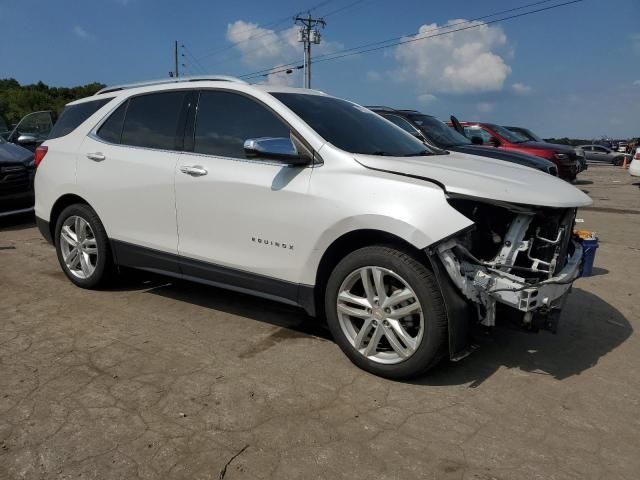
[451, 121, 579, 180]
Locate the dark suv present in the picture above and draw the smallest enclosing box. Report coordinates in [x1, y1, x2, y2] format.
[368, 107, 558, 176]
[0, 135, 35, 217]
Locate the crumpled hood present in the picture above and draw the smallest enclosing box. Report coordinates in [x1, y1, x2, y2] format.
[354, 150, 592, 208]
[0, 142, 34, 166]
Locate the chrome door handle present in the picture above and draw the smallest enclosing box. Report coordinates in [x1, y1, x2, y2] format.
[180, 165, 208, 177]
[86, 152, 105, 162]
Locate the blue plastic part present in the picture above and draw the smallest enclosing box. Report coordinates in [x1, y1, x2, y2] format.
[580, 238, 599, 277]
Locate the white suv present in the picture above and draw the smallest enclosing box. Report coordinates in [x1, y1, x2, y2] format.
[35, 77, 591, 378]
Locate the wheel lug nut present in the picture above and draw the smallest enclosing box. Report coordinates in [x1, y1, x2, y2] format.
[385, 308, 391, 314]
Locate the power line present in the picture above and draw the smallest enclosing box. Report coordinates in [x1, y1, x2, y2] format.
[239, 0, 580, 81]
[181, 44, 208, 74]
[242, 0, 565, 79]
[193, 0, 338, 64]
[312, 0, 583, 65]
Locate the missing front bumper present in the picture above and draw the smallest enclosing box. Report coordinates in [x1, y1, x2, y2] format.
[436, 236, 583, 331]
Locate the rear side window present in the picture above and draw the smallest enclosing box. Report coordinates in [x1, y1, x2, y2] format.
[121, 91, 188, 150]
[49, 98, 112, 139]
[97, 101, 128, 144]
[193, 91, 289, 158]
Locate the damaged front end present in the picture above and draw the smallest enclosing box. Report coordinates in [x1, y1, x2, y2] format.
[435, 196, 583, 335]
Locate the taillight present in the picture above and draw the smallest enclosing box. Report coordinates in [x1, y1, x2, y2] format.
[635, 152, 640, 160]
[34, 146, 48, 167]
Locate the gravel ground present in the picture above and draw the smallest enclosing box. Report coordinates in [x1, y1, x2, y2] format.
[1, 164, 639, 480]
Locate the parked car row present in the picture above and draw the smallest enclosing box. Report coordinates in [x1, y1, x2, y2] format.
[367, 107, 560, 176]
[31, 76, 592, 378]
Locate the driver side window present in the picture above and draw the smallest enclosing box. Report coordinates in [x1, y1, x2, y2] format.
[463, 126, 492, 144]
[194, 91, 290, 159]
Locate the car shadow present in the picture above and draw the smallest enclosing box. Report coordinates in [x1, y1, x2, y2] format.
[0, 212, 36, 231]
[116, 273, 632, 385]
[574, 179, 593, 185]
[115, 271, 332, 340]
[588, 267, 609, 277]
[414, 288, 631, 387]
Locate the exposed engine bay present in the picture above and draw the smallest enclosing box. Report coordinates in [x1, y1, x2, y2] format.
[435, 196, 583, 333]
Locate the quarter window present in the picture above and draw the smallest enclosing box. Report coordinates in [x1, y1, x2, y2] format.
[97, 101, 127, 144]
[194, 91, 290, 159]
[121, 91, 188, 150]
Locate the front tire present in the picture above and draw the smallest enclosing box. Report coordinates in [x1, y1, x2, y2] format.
[325, 246, 448, 379]
[54, 204, 113, 289]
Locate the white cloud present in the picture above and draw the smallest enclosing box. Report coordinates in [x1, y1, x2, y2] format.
[477, 102, 494, 113]
[227, 20, 340, 80]
[417, 93, 437, 105]
[392, 19, 511, 94]
[512, 82, 532, 95]
[73, 26, 94, 40]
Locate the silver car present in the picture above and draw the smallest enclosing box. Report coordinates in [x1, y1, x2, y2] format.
[579, 145, 626, 165]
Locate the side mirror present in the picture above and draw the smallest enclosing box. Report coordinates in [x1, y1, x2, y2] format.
[489, 136, 500, 147]
[471, 136, 484, 145]
[17, 134, 38, 145]
[243, 137, 310, 166]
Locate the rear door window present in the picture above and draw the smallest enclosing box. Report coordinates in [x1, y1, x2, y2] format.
[49, 98, 112, 139]
[193, 90, 290, 159]
[121, 91, 188, 150]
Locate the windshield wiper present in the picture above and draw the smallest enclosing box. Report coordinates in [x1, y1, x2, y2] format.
[404, 150, 433, 157]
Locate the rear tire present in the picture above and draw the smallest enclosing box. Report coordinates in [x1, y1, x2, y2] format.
[54, 204, 113, 289]
[325, 246, 448, 379]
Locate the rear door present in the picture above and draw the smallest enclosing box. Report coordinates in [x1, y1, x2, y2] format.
[77, 91, 190, 271]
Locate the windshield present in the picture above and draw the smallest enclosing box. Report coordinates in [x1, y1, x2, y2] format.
[272, 93, 434, 157]
[523, 128, 543, 142]
[487, 123, 528, 143]
[409, 114, 471, 148]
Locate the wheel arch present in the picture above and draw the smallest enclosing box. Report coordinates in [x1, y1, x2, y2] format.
[311, 229, 429, 319]
[48, 193, 94, 240]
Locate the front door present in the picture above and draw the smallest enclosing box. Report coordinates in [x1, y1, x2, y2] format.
[174, 90, 313, 294]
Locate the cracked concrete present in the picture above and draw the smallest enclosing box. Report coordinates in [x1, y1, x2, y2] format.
[1, 164, 639, 479]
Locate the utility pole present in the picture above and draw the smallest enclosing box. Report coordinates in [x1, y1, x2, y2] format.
[295, 14, 326, 89]
[174, 40, 179, 78]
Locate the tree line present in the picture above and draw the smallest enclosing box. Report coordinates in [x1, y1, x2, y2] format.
[0, 78, 105, 125]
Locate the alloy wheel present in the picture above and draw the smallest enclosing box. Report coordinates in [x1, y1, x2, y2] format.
[59, 215, 98, 279]
[336, 266, 424, 364]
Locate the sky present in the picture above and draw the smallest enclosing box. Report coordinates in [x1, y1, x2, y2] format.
[0, 0, 639, 138]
